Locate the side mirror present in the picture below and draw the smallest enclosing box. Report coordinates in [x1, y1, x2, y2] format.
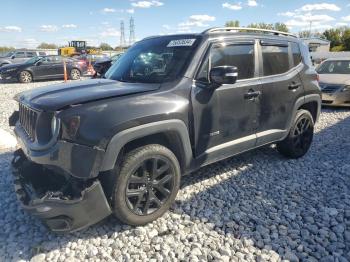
[36, 61, 42, 66]
[209, 66, 238, 87]
[11, 55, 15, 59]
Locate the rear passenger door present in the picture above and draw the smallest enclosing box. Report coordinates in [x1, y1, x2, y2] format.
[50, 56, 64, 76]
[256, 40, 304, 146]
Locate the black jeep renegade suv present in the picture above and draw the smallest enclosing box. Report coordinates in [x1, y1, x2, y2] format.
[10, 28, 321, 232]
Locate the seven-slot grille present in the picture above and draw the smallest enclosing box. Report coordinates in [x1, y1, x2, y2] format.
[19, 103, 38, 141]
[320, 84, 343, 93]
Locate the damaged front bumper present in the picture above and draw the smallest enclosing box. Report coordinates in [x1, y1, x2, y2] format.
[11, 150, 112, 233]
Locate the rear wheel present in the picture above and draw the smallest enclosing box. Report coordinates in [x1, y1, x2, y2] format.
[112, 144, 181, 225]
[18, 71, 33, 83]
[277, 109, 314, 158]
[70, 68, 81, 80]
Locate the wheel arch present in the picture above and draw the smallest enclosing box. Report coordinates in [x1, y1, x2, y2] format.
[282, 94, 321, 140]
[17, 69, 34, 81]
[298, 94, 321, 122]
[100, 120, 194, 174]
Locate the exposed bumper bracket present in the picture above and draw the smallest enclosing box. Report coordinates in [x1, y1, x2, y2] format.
[11, 150, 112, 233]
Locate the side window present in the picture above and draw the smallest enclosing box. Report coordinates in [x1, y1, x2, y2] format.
[261, 44, 289, 76]
[211, 44, 255, 80]
[26, 52, 36, 58]
[15, 52, 25, 58]
[196, 43, 255, 82]
[42, 56, 55, 63]
[291, 42, 302, 67]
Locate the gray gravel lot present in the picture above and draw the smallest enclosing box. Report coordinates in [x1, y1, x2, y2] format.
[0, 80, 349, 262]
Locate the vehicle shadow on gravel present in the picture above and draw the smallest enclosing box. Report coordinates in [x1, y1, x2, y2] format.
[176, 114, 350, 261]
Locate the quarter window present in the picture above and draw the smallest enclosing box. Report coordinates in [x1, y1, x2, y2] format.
[261, 44, 289, 76]
[291, 42, 302, 67]
[196, 43, 255, 82]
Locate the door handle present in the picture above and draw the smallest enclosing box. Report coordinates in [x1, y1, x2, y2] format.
[288, 82, 301, 90]
[244, 89, 261, 100]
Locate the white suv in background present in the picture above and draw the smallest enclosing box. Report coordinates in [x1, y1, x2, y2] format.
[0, 50, 47, 67]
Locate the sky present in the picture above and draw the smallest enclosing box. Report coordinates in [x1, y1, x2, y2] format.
[0, 0, 349, 48]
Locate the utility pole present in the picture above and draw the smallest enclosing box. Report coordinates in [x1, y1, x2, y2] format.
[120, 20, 125, 48]
[309, 21, 312, 38]
[129, 17, 135, 46]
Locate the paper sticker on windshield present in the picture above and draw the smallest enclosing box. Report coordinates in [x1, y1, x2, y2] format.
[167, 39, 196, 47]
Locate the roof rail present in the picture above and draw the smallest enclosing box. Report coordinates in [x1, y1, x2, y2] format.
[203, 27, 297, 38]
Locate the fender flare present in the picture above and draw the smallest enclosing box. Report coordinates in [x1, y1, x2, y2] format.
[100, 120, 193, 172]
[284, 94, 321, 139]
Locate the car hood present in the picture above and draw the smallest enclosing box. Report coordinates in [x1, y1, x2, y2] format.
[319, 74, 350, 85]
[16, 79, 161, 111]
[0, 63, 23, 71]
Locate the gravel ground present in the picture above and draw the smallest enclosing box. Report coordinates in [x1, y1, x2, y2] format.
[0, 80, 349, 262]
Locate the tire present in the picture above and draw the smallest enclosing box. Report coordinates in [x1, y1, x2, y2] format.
[112, 144, 181, 226]
[18, 71, 33, 83]
[277, 109, 314, 159]
[70, 68, 81, 80]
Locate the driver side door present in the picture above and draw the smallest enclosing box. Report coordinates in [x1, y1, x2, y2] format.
[192, 40, 261, 161]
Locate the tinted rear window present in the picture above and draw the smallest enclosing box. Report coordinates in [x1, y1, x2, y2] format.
[261, 45, 289, 76]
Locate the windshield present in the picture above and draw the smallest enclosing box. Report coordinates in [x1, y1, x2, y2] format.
[105, 36, 200, 83]
[25, 56, 42, 64]
[317, 60, 350, 74]
[111, 53, 123, 63]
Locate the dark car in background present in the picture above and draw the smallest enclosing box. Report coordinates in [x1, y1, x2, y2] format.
[93, 53, 124, 78]
[0, 55, 86, 83]
[317, 58, 350, 107]
[0, 50, 46, 67]
[75, 54, 109, 67]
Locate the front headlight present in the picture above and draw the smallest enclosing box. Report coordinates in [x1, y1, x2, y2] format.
[342, 85, 350, 92]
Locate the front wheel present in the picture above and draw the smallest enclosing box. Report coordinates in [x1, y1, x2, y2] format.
[277, 109, 314, 159]
[70, 68, 81, 80]
[18, 71, 33, 83]
[112, 144, 181, 225]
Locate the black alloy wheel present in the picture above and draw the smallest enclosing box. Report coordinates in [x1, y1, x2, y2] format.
[112, 144, 181, 225]
[277, 109, 314, 159]
[292, 115, 313, 153]
[126, 157, 174, 216]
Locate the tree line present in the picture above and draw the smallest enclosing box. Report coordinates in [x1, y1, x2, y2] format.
[1, 24, 350, 53]
[225, 20, 350, 51]
[0, 42, 117, 54]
